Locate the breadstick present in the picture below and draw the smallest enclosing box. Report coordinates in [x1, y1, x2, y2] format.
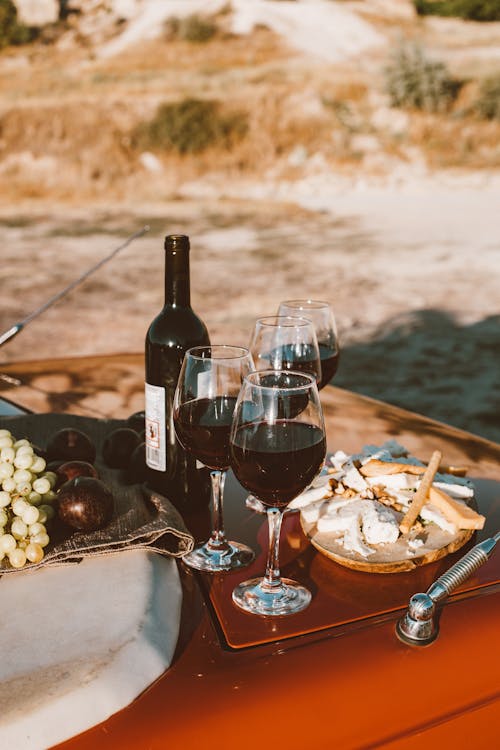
[399, 450, 442, 534]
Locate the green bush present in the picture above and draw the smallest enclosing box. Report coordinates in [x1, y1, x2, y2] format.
[0, 0, 35, 49]
[166, 14, 217, 43]
[133, 98, 248, 154]
[474, 75, 500, 120]
[384, 43, 460, 113]
[414, 1, 500, 21]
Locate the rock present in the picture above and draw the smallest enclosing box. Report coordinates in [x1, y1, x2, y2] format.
[14, 0, 59, 26]
[139, 152, 163, 173]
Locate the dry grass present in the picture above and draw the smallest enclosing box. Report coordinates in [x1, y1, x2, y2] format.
[0, 14, 499, 204]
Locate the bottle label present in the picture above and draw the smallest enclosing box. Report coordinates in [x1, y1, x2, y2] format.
[145, 382, 166, 471]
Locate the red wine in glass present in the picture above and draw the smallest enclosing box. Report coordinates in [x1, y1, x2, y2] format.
[230, 369, 326, 616]
[318, 343, 340, 390]
[249, 316, 322, 385]
[231, 420, 326, 508]
[174, 395, 237, 470]
[173, 345, 255, 573]
[278, 301, 339, 390]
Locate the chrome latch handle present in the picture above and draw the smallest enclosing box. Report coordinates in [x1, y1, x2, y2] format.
[396, 533, 499, 646]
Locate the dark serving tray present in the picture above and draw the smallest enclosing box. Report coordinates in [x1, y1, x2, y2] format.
[199, 471, 500, 650]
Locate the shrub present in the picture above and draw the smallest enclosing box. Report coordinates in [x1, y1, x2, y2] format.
[0, 0, 35, 49]
[384, 43, 460, 113]
[132, 98, 248, 154]
[414, 0, 500, 21]
[166, 13, 217, 43]
[474, 75, 500, 120]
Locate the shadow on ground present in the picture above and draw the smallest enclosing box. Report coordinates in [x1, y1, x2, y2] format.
[334, 309, 500, 444]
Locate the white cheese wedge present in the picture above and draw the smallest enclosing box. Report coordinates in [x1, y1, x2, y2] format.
[301, 500, 327, 525]
[343, 463, 368, 492]
[361, 502, 399, 545]
[316, 500, 364, 533]
[330, 450, 349, 470]
[419, 503, 457, 534]
[431, 481, 474, 499]
[289, 484, 332, 510]
[342, 515, 376, 557]
[366, 473, 417, 491]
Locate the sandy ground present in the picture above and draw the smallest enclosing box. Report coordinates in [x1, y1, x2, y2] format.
[0, 181, 499, 442]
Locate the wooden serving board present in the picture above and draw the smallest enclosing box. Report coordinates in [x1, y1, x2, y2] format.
[300, 516, 474, 573]
[303, 522, 474, 573]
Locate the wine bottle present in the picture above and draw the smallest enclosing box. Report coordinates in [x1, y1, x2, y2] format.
[145, 234, 210, 510]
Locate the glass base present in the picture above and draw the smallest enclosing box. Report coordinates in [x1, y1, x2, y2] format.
[182, 540, 255, 573]
[232, 576, 311, 616]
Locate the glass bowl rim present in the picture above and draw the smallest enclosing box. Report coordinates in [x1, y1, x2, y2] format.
[186, 344, 251, 361]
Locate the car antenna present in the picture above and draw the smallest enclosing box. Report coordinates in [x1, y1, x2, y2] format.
[0, 225, 150, 348]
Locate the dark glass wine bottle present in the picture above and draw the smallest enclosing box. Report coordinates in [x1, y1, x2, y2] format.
[145, 234, 210, 511]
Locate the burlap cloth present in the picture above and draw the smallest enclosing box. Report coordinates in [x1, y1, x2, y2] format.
[0, 413, 194, 574]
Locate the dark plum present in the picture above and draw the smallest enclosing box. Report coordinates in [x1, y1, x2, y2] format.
[102, 428, 141, 469]
[46, 459, 65, 473]
[57, 477, 114, 532]
[124, 442, 147, 484]
[126, 411, 146, 435]
[56, 460, 98, 488]
[46, 428, 96, 464]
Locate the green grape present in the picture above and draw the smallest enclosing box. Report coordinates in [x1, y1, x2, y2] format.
[43, 471, 58, 488]
[0, 534, 17, 554]
[0, 462, 15, 480]
[28, 491, 43, 506]
[38, 504, 55, 521]
[33, 477, 51, 495]
[41, 489, 57, 503]
[26, 542, 44, 563]
[13, 439, 30, 449]
[30, 456, 46, 473]
[0, 447, 15, 463]
[28, 522, 46, 536]
[22, 505, 39, 525]
[11, 518, 28, 539]
[9, 548, 27, 568]
[2, 477, 16, 492]
[0, 432, 53, 569]
[0, 491, 10, 508]
[13, 468, 32, 484]
[12, 498, 29, 516]
[14, 452, 34, 470]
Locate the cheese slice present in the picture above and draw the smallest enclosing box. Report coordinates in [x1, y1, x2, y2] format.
[427, 486, 485, 530]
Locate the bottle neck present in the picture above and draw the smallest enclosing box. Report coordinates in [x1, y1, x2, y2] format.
[164, 246, 191, 307]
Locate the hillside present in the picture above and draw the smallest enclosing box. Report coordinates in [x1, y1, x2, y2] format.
[1, 0, 499, 204]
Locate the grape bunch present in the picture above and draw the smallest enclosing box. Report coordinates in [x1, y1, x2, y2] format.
[0, 429, 56, 569]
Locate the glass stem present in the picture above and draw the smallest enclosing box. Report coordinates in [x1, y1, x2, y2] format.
[262, 508, 284, 591]
[208, 470, 229, 550]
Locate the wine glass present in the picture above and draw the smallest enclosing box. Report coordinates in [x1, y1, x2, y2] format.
[277, 300, 339, 389]
[173, 345, 255, 572]
[249, 315, 322, 385]
[230, 370, 326, 615]
[245, 315, 321, 514]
